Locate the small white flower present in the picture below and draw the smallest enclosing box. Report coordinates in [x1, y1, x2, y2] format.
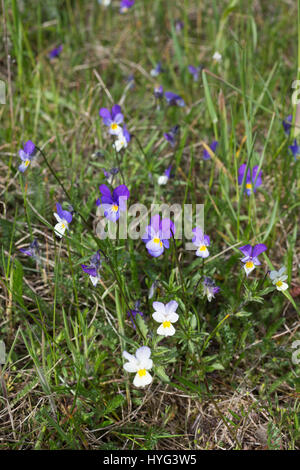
[157, 175, 168, 185]
[53, 213, 69, 238]
[123, 346, 153, 388]
[212, 51, 222, 62]
[269, 266, 289, 291]
[152, 300, 179, 337]
[113, 133, 128, 152]
[98, 0, 111, 5]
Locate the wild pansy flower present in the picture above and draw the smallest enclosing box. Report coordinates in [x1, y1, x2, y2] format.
[18, 140, 36, 172]
[165, 91, 185, 107]
[96, 184, 130, 222]
[127, 301, 144, 329]
[113, 124, 131, 152]
[49, 45, 62, 59]
[188, 65, 202, 82]
[203, 140, 218, 160]
[239, 244, 267, 276]
[120, 0, 134, 13]
[19, 239, 40, 263]
[53, 203, 73, 238]
[202, 277, 220, 302]
[158, 165, 172, 186]
[282, 115, 292, 135]
[269, 267, 289, 291]
[289, 139, 300, 161]
[192, 227, 210, 258]
[164, 125, 180, 148]
[142, 214, 175, 257]
[123, 346, 153, 388]
[238, 164, 262, 196]
[99, 104, 124, 136]
[212, 51, 222, 62]
[103, 167, 119, 185]
[152, 301, 179, 337]
[81, 251, 101, 286]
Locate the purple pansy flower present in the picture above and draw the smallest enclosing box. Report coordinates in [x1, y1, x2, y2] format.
[49, 45, 62, 59]
[188, 65, 202, 82]
[19, 238, 40, 262]
[163, 125, 180, 148]
[120, 0, 134, 13]
[202, 277, 220, 302]
[165, 91, 185, 107]
[239, 244, 267, 276]
[192, 227, 210, 258]
[99, 104, 124, 136]
[81, 251, 101, 286]
[158, 165, 172, 185]
[282, 114, 292, 135]
[150, 62, 163, 77]
[53, 203, 73, 238]
[203, 140, 218, 160]
[154, 85, 164, 100]
[288, 139, 300, 161]
[238, 164, 262, 195]
[127, 301, 144, 329]
[96, 184, 130, 222]
[18, 140, 36, 173]
[142, 214, 175, 257]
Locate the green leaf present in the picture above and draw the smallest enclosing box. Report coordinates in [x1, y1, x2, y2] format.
[155, 365, 170, 383]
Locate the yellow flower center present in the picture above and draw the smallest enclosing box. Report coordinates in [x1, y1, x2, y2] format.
[276, 280, 283, 287]
[25, 160, 30, 167]
[138, 369, 146, 377]
[112, 204, 118, 212]
[111, 123, 118, 130]
[246, 261, 254, 269]
[153, 238, 162, 247]
[199, 245, 207, 251]
[162, 320, 171, 328]
[246, 183, 252, 190]
[61, 223, 65, 229]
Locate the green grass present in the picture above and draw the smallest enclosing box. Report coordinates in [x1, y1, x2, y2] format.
[0, 0, 299, 450]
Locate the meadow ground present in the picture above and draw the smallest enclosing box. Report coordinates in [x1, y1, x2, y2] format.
[0, 0, 299, 450]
